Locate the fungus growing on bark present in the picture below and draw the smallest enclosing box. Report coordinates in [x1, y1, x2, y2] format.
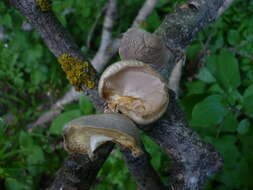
[119, 28, 169, 70]
[98, 60, 169, 125]
[63, 113, 143, 159]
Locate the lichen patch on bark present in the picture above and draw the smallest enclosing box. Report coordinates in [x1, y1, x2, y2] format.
[58, 54, 96, 90]
[36, 0, 52, 12]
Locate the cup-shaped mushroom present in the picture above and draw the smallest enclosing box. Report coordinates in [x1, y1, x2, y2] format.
[119, 28, 169, 70]
[99, 60, 169, 125]
[63, 113, 143, 159]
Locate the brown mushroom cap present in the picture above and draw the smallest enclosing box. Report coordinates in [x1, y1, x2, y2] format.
[63, 113, 143, 158]
[119, 28, 169, 70]
[99, 60, 169, 125]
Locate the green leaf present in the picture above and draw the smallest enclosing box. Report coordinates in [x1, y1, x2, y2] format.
[49, 109, 82, 135]
[217, 168, 241, 189]
[206, 54, 218, 74]
[215, 50, 241, 90]
[146, 10, 160, 30]
[0, 149, 28, 160]
[236, 158, 253, 188]
[243, 95, 253, 118]
[227, 30, 240, 45]
[79, 94, 94, 115]
[185, 81, 206, 96]
[237, 119, 250, 135]
[5, 178, 28, 190]
[212, 135, 239, 168]
[197, 67, 216, 83]
[210, 34, 224, 52]
[186, 43, 201, 61]
[208, 84, 225, 94]
[221, 112, 238, 132]
[180, 94, 207, 120]
[2, 14, 13, 28]
[191, 95, 228, 127]
[142, 135, 166, 170]
[19, 131, 34, 148]
[243, 84, 253, 98]
[30, 70, 47, 85]
[26, 145, 45, 165]
[227, 89, 243, 106]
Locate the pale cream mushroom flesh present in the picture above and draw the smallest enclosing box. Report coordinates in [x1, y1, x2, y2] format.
[63, 113, 143, 159]
[99, 60, 169, 125]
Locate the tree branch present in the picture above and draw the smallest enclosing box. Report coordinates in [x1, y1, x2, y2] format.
[28, 87, 81, 131]
[92, 0, 118, 72]
[5, 1, 163, 189]
[3, 1, 113, 189]
[47, 142, 114, 190]
[218, 0, 234, 16]
[121, 147, 167, 190]
[156, 0, 224, 50]
[168, 56, 185, 95]
[5, 0, 232, 189]
[146, 90, 223, 190]
[28, 0, 159, 131]
[131, 0, 158, 28]
[117, 1, 228, 189]
[4, 0, 105, 112]
[29, 0, 159, 129]
[92, 0, 159, 72]
[86, 5, 107, 49]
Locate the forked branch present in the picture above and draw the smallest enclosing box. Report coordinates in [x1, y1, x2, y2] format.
[4, 0, 233, 189]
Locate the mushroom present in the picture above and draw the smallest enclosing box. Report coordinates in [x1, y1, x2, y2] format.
[98, 60, 169, 125]
[63, 113, 143, 159]
[119, 28, 170, 70]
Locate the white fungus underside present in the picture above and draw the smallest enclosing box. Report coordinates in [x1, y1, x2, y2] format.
[90, 135, 112, 153]
[105, 68, 167, 119]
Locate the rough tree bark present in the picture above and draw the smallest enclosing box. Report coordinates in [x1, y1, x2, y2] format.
[146, 90, 223, 190]
[121, 147, 166, 190]
[3, 1, 113, 189]
[4, 1, 162, 189]
[49, 143, 114, 190]
[4, 0, 234, 189]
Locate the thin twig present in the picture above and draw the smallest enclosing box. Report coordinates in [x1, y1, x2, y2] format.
[28, 87, 81, 131]
[228, 47, 253, 60]
[92, 0, 118, 72]
[218, 0, 235, 16]
[86, 5, 107, 49]
[131, 0, 158, 28]
[168, 55, 185, 95]
[5, 0, 232, 189]
[28, 0, 159, 130]
[93, 0, 159, 71]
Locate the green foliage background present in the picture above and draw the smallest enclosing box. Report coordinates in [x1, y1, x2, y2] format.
[0, 0, 253, 189]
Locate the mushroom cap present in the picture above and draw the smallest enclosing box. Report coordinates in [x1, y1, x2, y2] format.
[119, 28, 169, 70]
[63, 113, 143, 158]
[99, 60, 169, 125]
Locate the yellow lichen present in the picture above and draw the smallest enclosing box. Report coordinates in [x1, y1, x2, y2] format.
[58, 54, 96, 91]
[36, 0, 52, 12]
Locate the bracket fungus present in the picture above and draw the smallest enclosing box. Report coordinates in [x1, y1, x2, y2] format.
[63, 113, 143, 159]
[98, 60, 169, 125]
[119, 28, 169, 70]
